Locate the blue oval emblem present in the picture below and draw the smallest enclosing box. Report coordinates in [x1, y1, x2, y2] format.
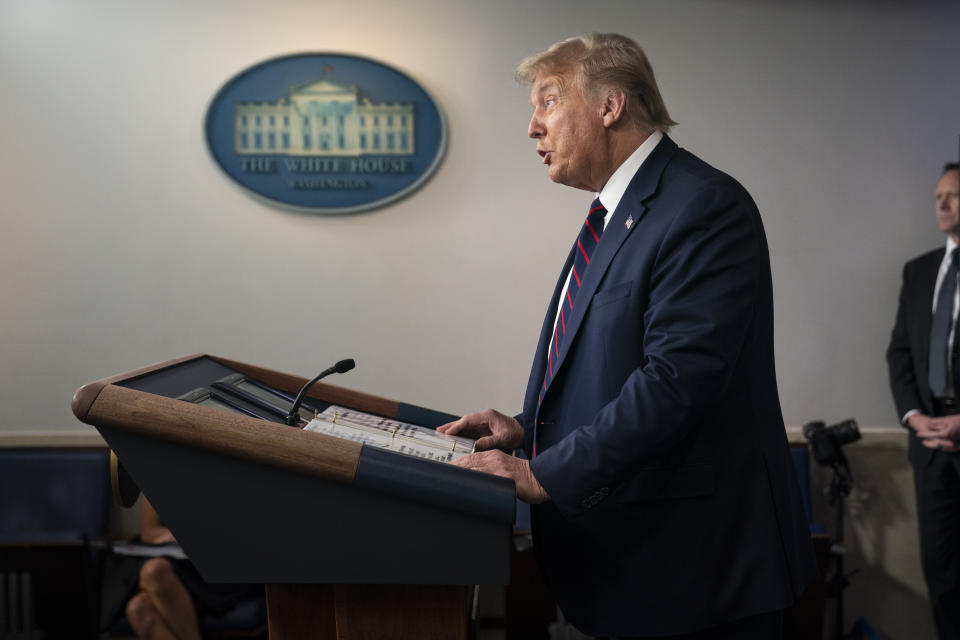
[205, 53, 447, 214]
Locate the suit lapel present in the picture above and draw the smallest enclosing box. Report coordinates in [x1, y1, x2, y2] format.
[541, 135, 680, 400]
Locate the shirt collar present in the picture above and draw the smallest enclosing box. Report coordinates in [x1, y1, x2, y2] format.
[946, 236, 958, 260]
[596, 129, 664, 227]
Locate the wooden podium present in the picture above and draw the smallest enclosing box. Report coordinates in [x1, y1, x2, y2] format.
[71, 354, 516, 639]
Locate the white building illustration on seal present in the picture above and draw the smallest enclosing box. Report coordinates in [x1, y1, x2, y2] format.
[235, 79, 415, 156]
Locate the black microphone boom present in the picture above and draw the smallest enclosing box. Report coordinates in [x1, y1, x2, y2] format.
[285, 359, 356, 425]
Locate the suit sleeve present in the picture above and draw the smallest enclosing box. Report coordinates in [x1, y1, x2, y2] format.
[530, 180, 762, 518]
[514, 412, 534, 456]
[886, 261, 924, 424]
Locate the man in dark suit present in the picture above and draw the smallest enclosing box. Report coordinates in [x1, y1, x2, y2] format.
[440, 33, 817, 638]
[886, 162, 960, 640]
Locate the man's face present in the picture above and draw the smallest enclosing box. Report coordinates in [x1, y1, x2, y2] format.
[527, 69, 607, 192]
[936, 169, 960, 238]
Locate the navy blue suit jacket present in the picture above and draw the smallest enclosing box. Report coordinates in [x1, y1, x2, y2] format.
[520, 135, 818, 637]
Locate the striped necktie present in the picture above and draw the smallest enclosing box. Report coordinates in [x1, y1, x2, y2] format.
[534, 198, 607, 455]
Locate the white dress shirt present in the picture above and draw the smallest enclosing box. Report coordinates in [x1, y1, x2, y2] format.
[548, 131, 664, 351]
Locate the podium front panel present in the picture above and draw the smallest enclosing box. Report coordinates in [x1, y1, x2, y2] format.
[74, 354, 515, 585]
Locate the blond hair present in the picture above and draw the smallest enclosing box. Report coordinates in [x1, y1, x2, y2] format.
[516, 33, 676, 133]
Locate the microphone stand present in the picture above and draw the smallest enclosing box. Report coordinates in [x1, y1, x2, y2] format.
[285, 359, 355, 426]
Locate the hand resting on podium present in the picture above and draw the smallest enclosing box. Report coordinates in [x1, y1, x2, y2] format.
[438, 409, 549, 504]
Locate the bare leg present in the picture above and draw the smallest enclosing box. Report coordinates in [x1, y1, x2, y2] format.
[131, 558, 203, 640]
[126, 591, 177, 640]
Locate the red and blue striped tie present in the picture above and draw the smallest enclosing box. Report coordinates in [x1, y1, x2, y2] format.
[534, 198, 606, 455]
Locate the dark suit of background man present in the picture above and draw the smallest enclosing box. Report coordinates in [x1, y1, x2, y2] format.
[438, 33, 817, 639]
[887, 162, 960, 640]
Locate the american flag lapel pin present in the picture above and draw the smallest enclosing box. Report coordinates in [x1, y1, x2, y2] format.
[625, 215, 635, 230]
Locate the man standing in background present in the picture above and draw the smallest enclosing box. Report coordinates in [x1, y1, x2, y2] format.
[887, 162, 960, 640]
[440, 33, 817, 639]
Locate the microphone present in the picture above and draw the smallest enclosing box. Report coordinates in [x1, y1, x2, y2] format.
[285, 359, 356, 425]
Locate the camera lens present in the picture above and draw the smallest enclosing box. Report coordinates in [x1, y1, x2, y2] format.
[828, 419, 861, 447]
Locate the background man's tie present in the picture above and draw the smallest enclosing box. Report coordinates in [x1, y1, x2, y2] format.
[534, 198, 607, 455]
[929, 248, 959, 396]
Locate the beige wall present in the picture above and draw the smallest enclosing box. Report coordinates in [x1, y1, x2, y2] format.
[2, 1, 959, 438]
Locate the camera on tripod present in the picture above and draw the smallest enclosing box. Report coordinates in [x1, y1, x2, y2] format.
[802, 418, 861, 467]
[802, 418, 864, 639]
